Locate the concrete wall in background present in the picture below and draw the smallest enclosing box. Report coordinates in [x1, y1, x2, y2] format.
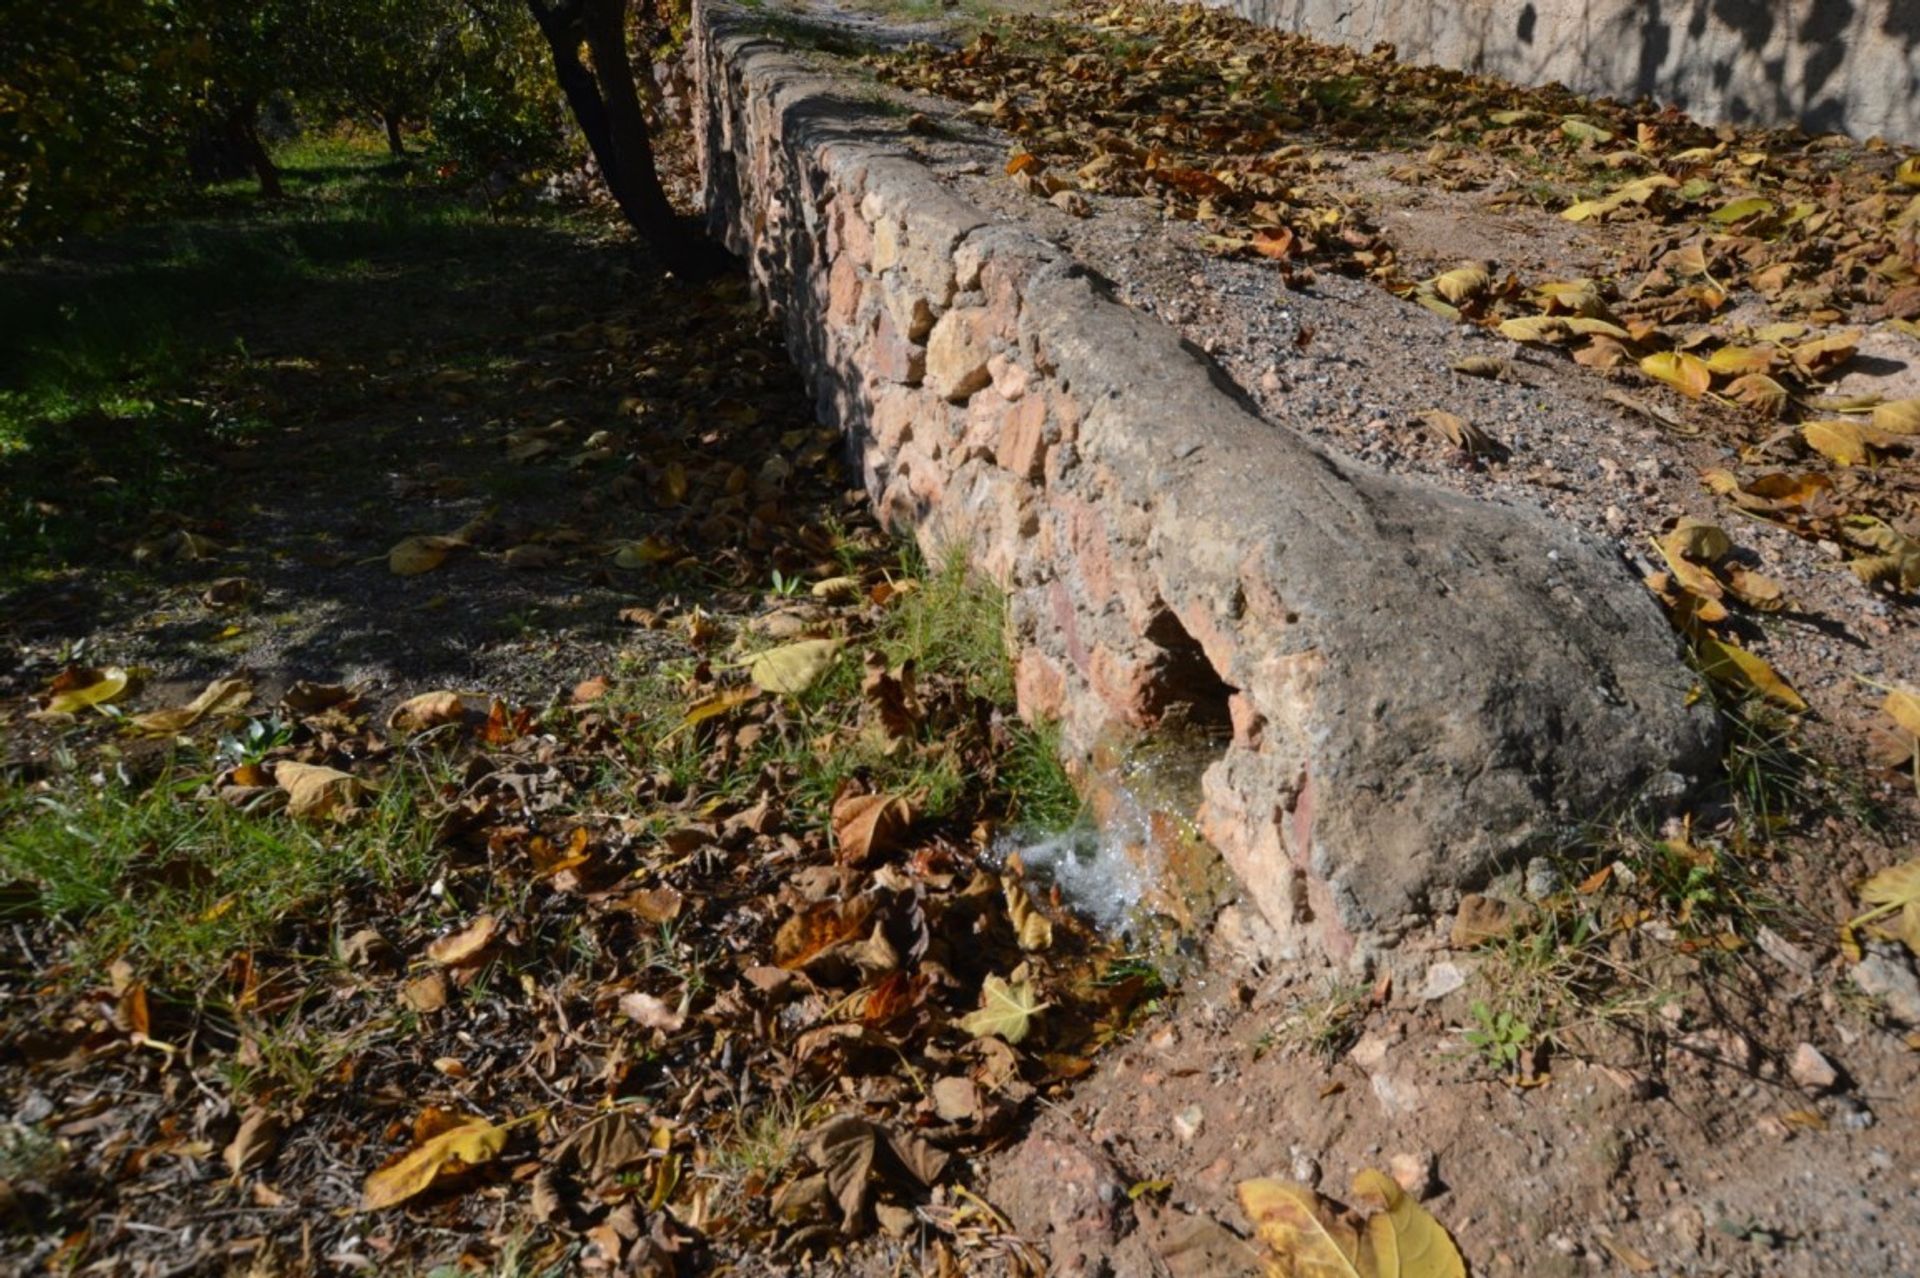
[1207, 0, 1920, 145]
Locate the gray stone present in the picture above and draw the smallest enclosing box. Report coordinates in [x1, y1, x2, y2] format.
[1851, 955, 1920, 1025]
[1419, 960, 1469, 1002]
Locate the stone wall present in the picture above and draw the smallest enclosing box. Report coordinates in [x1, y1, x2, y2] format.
[1203, 0, 1920, 146]
[692, 2, 1719, 962]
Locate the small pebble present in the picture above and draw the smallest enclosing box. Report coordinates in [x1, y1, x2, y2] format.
[1524, 856, 1564, 900]
[1389, 1150, 1438, 1200]
[1788, 1042, 1838, 1092]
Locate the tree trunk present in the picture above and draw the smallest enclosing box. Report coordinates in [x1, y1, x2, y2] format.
[383, 114, 405, 156]
[227, 104, 281, 198]
[527, 0, 624, 198]
[528, 0, 728, 275]
[579, 0, 680, 237]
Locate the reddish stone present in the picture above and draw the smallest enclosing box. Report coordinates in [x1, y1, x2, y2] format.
[827, 255, 862, 328]
[1089, 647, 1160, 728]
[869, 308, 925, 386]
[962, 389, 1010, 464]
[868, 388, 919, 452]
[1066, 499, 1116, 610]
[989, 353, 1031, 401]
[834, 192, 872, 268]
[1050, 389, 1080, 443]
[1227, 692, 1264, 748]
[1015, 648, 1068, 721]
[925, 307, 993, 402]
[898, 441, 945, 509]
[996, 394, 1048, 481]
[980, 256, 1030, 341]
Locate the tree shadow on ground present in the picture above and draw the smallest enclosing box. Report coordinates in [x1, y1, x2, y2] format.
[0, 175, 849, 719]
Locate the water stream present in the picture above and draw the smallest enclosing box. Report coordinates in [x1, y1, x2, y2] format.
[990, 731, 1231, 947]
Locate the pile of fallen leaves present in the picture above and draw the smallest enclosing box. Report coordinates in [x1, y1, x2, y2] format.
[0, 214, 1155, 1272]
[0, 540, 1163, 1275]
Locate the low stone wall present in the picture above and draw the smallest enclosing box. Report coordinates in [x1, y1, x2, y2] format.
[692, 1, 1718, 960]
[1203, 0, 1920, 146]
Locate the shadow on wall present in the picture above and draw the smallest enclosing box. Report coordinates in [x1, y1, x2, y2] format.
[1505, 0, 1919, 136]
[1257, 0, 1918, 140]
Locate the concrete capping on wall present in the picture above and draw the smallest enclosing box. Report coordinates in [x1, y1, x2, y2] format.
[692, 0, 1719, 961]
[1202, 0, 1920, 146]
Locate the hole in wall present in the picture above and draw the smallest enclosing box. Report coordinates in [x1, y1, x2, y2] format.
[1140, 607, 1236, 735]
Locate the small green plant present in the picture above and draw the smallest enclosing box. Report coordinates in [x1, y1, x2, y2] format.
[215, 716, 294, 768]
[768, 567, 803, 597]
[1464, 1000, 1532, 1071]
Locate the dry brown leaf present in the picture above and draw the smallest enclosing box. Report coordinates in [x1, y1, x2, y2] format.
[401, 971, 449, 1012]
[130, 676, 251, 736]
[1002, 875, 1054, 952]
[274, 762, 366, 820]
[387, 690, 468, 734]
[428, 915, 499, 967]
[774, 897, 878, 970]
[224, 1108, 283, 1177]
[1725, 373, 1789, 417]
[619, 990, 687, 1033]
[1418, 409, 1496, 456]
[831, 792, 913, 867]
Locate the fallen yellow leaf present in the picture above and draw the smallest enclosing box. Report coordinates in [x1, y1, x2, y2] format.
[1353, 1169, 1466, 1278]
[1237, 1178, 1363, 1278]
[748, 638, 843, 696]
[44, 667, 130, 716]
[360, 1115, 511, 1211]
[389, 534, 465, 576]
[1694, 636, 1806, 711]
[1640, 350, 1712, 398]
